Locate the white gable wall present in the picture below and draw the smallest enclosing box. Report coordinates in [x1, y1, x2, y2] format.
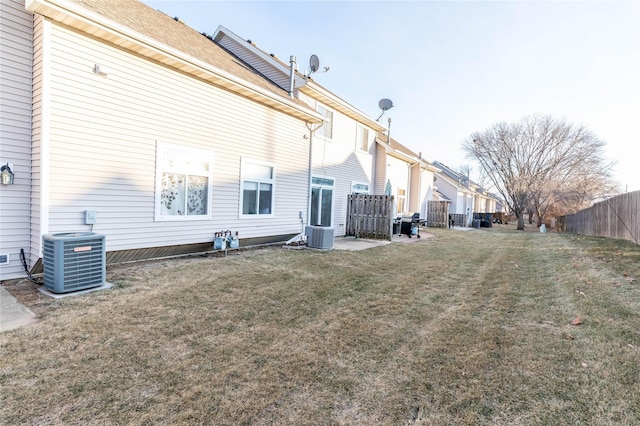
[386, 155, 410, 214]
[30, 22, 310, 259]
[299, 92, 375, 236]
[0, 0, 33, 280]
[436, 176, 463, 214]
[210, 30, 383, 238]
[418, 168, 435, 219]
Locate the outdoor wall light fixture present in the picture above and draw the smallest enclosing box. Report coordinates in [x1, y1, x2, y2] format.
[93, 64, 110, 76]
[1, 163, 15, 185]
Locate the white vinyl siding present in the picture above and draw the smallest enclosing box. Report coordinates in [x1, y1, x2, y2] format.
[299, 93, 374, 236]
[0, 0, 33, 280]
[35, 23, 309, 252]
[434, 174, 466, 216]
[387, 155, 411, 213]
[419, 168, 435, 219]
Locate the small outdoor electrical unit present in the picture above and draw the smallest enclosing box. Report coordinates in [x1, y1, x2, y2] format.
[305, 226, 334, 250]
[42, 232, 106, 294]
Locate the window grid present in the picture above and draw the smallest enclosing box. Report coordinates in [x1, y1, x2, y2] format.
[156, 142, 212, 221]
[311, 176, 334, 227]
[356, 125, 369, 152]
[241, 159, 275, 217]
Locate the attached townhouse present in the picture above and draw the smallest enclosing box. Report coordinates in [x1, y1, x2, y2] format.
[2, 0, 417, 282]
[1, 0, 328, 281]
[473, 187, 497, 215]
[211, 26, 388, 237]
[0, 0, 442, 282]
[432, 161, 476, 226]
[433, 161, 503, 227]
[374, 135, 439, 219]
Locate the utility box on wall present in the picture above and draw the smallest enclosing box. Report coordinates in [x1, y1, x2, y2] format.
[42, 232, 106, 293]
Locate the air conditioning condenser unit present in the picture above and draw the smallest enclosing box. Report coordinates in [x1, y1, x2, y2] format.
[305, 226, 334, 249]
[42, 232, 106, 294]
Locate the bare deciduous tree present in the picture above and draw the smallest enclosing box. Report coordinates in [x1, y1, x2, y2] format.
[457, 163, 491, 189]
[462, 114, 616, 230]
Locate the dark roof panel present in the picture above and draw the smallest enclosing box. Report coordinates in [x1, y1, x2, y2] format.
[67, 0, 303, 104]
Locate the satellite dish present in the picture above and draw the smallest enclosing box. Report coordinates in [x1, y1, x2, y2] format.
[376, 98, 394, 121]
[309, 54, 320, 73]
[379, 98, 394, 111]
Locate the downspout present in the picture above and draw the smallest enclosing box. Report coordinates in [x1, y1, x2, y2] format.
[286, 120, 324, 245]
[285, 121, 323, 245]
[306, 121, 325, 225]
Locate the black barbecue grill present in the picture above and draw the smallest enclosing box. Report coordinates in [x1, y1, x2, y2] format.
[399, 212, 426, 238]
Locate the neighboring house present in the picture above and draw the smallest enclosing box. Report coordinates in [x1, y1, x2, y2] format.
[432, 190, 451, 203]
[473, 187, 498, 214]
[374, 135, 439, 218]
[433, 161, 503, 226]
[212, 26, 387, 237]
[1, 0, 327, 281]
[433, 161, 476, 226]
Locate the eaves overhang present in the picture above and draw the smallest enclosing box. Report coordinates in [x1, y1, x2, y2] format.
[300, 82, 386, 132]
[375, 136, 438, 172]
[25, 0, 323, 124]
[424, 163, 441, 173]
[375, 136, 418, 164]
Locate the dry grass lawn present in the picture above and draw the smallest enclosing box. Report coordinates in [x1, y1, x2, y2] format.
[1, 227, 640, 425]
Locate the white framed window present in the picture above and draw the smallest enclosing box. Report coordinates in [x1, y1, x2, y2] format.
[316, 104, 333, 139]
[351, 181, 370, 194]
[240, 158, 275, 217]
[397, 188, 407, 213]
[311, 176, 334, 227]
[155, 142, 213, 221]
[356, 125, 369, 152]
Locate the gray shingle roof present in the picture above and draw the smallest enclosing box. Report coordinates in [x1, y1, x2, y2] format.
[67, 0, 309, 107]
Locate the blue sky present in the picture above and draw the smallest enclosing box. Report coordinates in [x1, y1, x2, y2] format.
[144, 0, 640, 193]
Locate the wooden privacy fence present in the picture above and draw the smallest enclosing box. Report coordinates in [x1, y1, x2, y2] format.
[427, 201, 450, 227]
[449, 213, 467, 227]
[345, 194, 394, 240]
[558, 190, 639, 244]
